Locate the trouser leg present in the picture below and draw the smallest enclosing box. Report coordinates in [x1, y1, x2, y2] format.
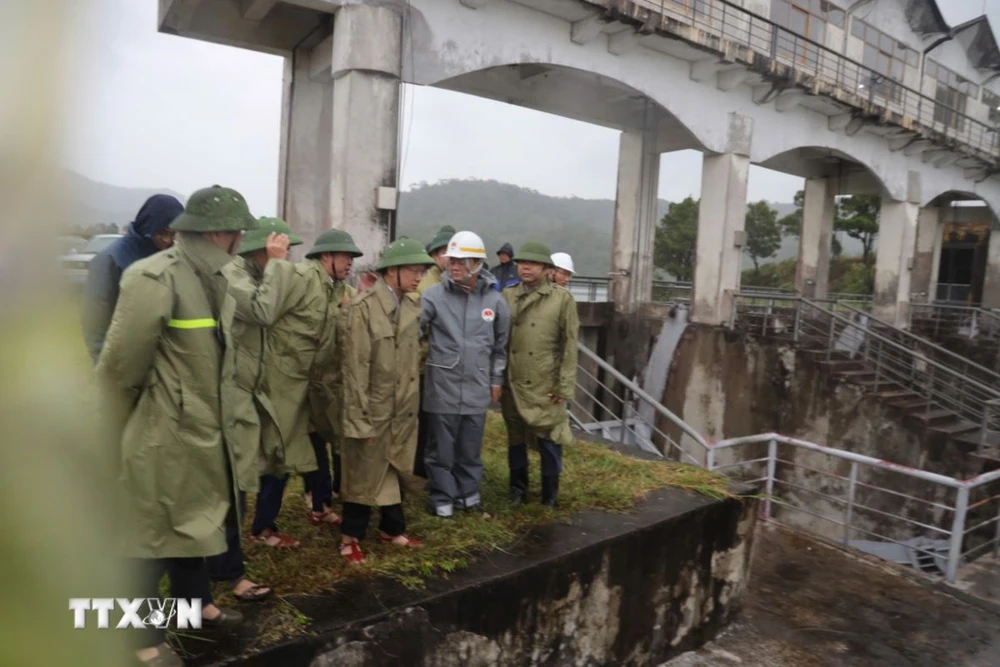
[341, 502, 372, 540]
[377, 504, 406, 537]
[166, 557, 214, 608]
[508, 442, 529, 505]
[414, 404, 429, 478]
[425, 412, 459, 517]
[305, 432, 332, 512]
[454, 413, 486, 509]
[207, 492, 247, 583]
[538, 437, 563, 507]
[130, 558, 168, 648]
[332, 451, 342, 495]
[251, 475, 288, 535]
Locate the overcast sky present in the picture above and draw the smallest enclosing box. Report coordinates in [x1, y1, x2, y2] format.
[64, 0, 1000, 216]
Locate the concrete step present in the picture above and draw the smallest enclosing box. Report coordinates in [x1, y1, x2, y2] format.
[857, 379, 901, 392]
[833, 369, 876, 381]
[877, 390, 919, 401]
[816, 359, 865, 372]
[910, 408, 957, 425]
[955, 431, 1000, 450]
[928, 420, 981, 436]
[888, 397, 932, 410]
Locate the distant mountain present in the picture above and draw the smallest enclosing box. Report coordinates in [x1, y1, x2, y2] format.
[58, 170, 185, 231]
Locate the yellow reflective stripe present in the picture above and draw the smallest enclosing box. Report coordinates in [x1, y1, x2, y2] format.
[457, 246, 486, 253]
[167, 318, 218, 330]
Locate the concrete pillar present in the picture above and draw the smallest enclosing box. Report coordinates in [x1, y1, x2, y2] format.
[692, 113, 752, 325]
[795, 177, 837, 299]
[610, 106, 660, 313]
[278, 5, 402, 260]
[874, 197, 919, 327]
[982, 228, 1000, 309]
[910, 206, 941, 304]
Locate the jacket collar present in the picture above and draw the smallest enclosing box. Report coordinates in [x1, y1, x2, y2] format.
[176, 233, 235, 278]
[514, 278, 553, 299]
[372, 277, 399, 315]
[442, 266, 498, 295]
[239, 254, 264, 281]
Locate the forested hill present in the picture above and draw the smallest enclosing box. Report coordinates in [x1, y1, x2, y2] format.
[397, 179, 797, 276]
[396, 179, 660, 276]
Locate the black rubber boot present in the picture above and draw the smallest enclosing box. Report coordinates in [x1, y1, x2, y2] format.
[509, 467, 529, 507]
[541, 475, 560, 508]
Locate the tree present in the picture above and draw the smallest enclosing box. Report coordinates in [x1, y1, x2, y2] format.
[744, 201, 782, 276]
[779, 189, 805, 238]
[835, 195, 880, 266]
[653, 197, 699, 282]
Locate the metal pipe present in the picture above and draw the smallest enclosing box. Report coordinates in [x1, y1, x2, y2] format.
[844, 462, 858, 546]
[764, 439, 777, 521]
[946, 487, 970, 583]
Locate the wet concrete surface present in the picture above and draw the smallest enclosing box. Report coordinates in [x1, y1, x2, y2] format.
[663, 525, 1000, 667]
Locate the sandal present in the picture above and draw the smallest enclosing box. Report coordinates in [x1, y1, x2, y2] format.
[463, 504, 493, 520]
[201, 606, 243, 630]
[232, 579, 273, 602]
[378, 533, 424, 548]
[248, 529, 300, 549]
[136, 643, 183, 667]
[340, 541, 365, 564]
[309, 509, 343, 527]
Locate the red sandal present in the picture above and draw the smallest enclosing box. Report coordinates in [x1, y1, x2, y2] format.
[248, 529, 300, 549]
[378, 533, 424, 548]
[309, 509, 343, 527]
[340, 541, 365, 564]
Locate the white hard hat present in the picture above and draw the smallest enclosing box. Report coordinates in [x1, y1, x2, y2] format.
[445, 231, 487, 260]
[551, 252, 575, 274]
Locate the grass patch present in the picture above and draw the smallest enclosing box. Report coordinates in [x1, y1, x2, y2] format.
[218, 413, 730, 622]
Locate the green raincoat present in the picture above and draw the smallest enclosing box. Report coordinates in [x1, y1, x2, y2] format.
[307, 266, 357, 444]
[96, 234, 240, 559]
[223, 255, 300, 490]
[501, 279, 580, 448]
[258, 259, 333, 475]
[341, 278, 422, 506]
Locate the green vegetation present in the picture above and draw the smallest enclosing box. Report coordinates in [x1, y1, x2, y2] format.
[653, 197, 699, 281]
[741, 255, 874, 294]
[744, 201, 783, 275]
[213, 413, 731, 646]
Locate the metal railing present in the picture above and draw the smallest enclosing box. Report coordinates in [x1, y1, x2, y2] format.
[910, 303, 1000, 347]
[567, 275, 611, 303]
[627, 0, 1000, 162]
[731, 295, 1000, 439]
[571, 340, 1000, 582]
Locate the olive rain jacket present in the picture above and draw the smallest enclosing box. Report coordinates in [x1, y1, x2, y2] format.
[222, 255, 299, 490]
[341, 278, 422, 506]
[96, 233, 240, 559]
[420, 269, 510, 415]
[500, 279, 580, 447]
[307, 267, 357, 444]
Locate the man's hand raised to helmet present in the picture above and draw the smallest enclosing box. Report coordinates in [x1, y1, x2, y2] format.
[266, 232, 291, 260]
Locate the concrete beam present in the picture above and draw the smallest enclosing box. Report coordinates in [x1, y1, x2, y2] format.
[308, 32, 334, 82]
[775, 89, 805, 112]
[921, 148, 949, 164]
[570, 14, 604, 45]
[751, 84, 775, 105]
[844, 116, 865, 136]
[932, 153, 959, 168]
[874, 199, 919, 327]
[459, 0, 490, 8]
[608, 29, 640, 56]
[828, 112, 853, 131]
[241, 0, 277, 21]
[690, 59, 720, 82]
[796, 177, 837, 299]
[889, 134, 918, 152]
[716, 68, 749, 92]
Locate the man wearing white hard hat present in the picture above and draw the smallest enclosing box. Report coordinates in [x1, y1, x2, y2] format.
[549, 252, 575, 289]
[419, 231, 511, 518]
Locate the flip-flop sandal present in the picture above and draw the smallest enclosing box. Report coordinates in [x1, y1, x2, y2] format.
[248, 530, 300, 549]
[232, 581, 273, 603]
[309, 509, 343, 526]
[340, 541, 365, 564]
[378, 533, 424, 548]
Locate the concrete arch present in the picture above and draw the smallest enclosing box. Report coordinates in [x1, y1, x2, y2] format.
[922, 188, 1000, 222]
[752, 145, 897, 201]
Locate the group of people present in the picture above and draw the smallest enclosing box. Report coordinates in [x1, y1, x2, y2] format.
[83, 188, 580, 667]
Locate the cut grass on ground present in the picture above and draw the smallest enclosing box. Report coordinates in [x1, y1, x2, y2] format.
[223, 414, 729, 601]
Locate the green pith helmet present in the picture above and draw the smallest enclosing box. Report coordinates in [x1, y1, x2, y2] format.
[377, 237, 436, 270]
[170, 185, 258, 232]
[514, 241, 554, 266]
[238, 217, 303, 255]
[305, 229, 364, 259]
[426, 225, 456, 254]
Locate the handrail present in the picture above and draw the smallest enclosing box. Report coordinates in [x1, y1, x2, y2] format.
[838, 301, 1000, 385]
[576, 341, 710, 450]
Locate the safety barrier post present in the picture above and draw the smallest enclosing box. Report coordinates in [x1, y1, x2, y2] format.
[764, 439, 777, 521]
[843, 462, 858, 546]
[946, 486, 970, 583]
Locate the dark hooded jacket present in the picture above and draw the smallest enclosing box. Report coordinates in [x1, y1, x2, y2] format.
[491, 242, 520, 292]
[82, 194, 183, 362]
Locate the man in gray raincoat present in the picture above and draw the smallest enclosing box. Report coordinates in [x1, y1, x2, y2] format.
[420, 231, 509, 517]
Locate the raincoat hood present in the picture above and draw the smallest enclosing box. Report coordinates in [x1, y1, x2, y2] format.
[108, 195, 183, 270]
[496, 242, 514, 257]
[440, 266, 498, 295]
